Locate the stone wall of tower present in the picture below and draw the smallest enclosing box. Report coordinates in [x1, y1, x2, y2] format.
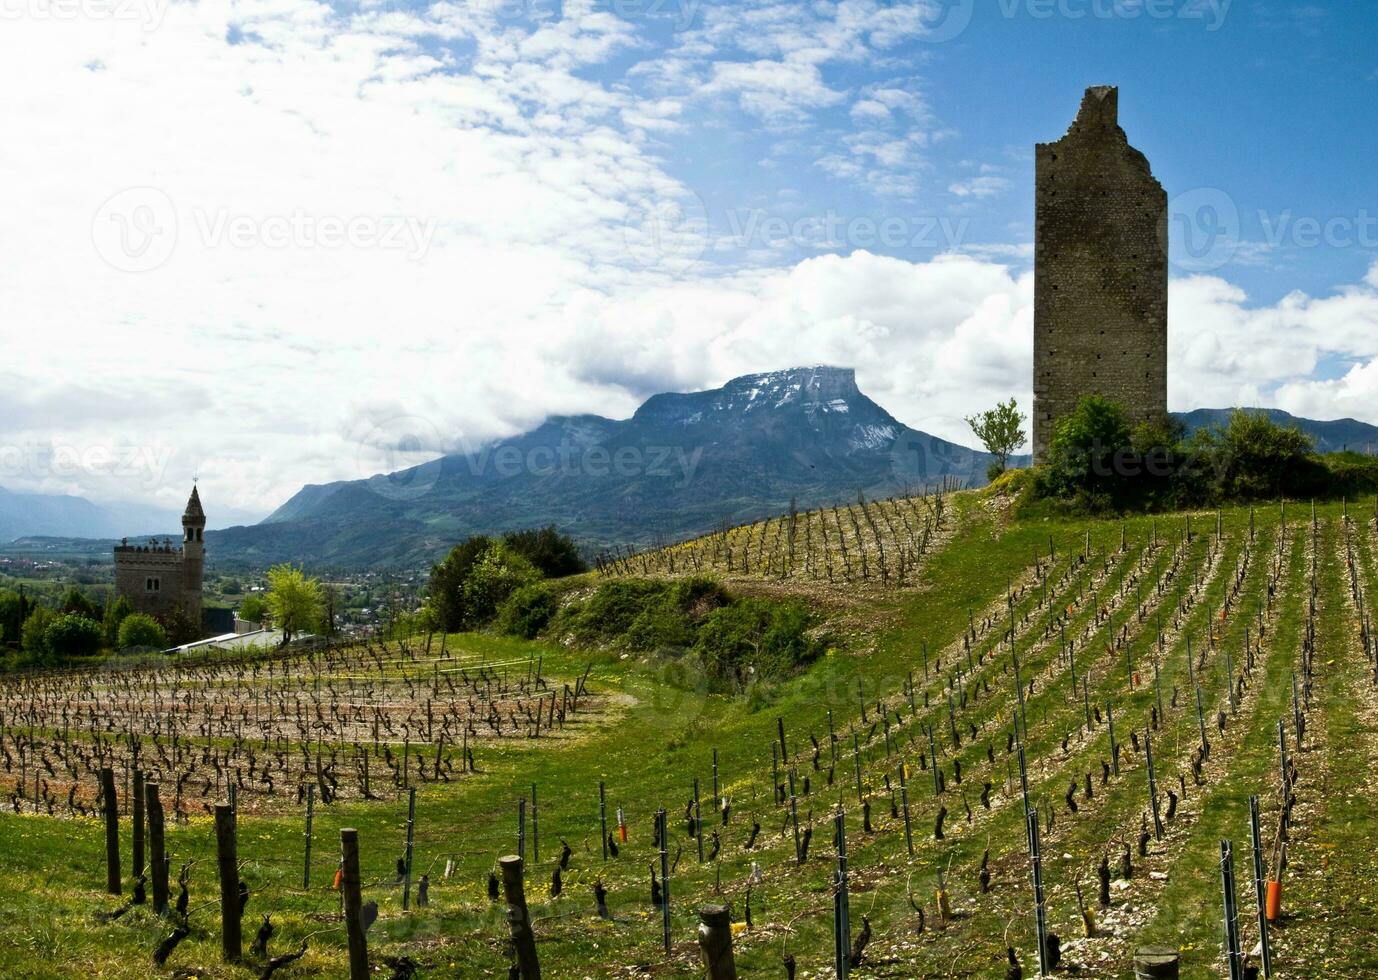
[113, 545, 190, 621]
[1032, 86, 1168, 462]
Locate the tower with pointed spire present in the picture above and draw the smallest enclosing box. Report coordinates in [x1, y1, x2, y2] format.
[113, 484, 207, 637]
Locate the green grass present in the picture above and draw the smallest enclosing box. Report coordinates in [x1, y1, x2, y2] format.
[3, 498, 1378, 977]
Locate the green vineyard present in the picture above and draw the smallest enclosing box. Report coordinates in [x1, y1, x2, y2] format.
[2, 494, 1377, 978]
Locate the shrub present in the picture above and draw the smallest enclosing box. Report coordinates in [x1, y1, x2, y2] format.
[460, 543, 540, 628]
[693, 598, 824, 689]
[102, 595, 133, 646]
[1038, 396, 1133, 501]
[43, 613, 103, 658]
[502, 526, 587, 578]
[428, 535, 495, 632]
[497, 583, 559, 639]
[117, 613, 167, 651]
[237, 594, 269, 626]
[21, 606, 56, 658]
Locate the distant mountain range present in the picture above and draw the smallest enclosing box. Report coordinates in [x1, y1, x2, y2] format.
[207, 367, 1000, 568]
[1175, 408, 1378, 455]
[7, 372, 1377, 570]
[0, 487, 257, 551]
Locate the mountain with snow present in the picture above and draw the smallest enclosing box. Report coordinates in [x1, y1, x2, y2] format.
[208, 366, 999, 568]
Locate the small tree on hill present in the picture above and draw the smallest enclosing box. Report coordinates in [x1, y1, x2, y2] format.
[265, 564, 325, 645]
[118, 612, 168, 651]
[43, 613, 103, 658]
[965, 398, 1028, 478]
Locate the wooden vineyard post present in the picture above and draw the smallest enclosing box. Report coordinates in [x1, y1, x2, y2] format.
[778, 716, 788, 763]
[146, 781, 168, 914]
[1027, 805, 1049, 978]
[898, 760, 913, 858]
[1133, 947, 1180, 979]
[215, 803, 241, 963]
[132, 769, 145, 883]
[500, 855, 540, 979]
[402, 787, 417, 911]
[1145, 731, 1165, 840]
[832, 807, 850, 979]
[1249, 796, 1274, 977]
[1153, 653, 1164, 726]
[599, 782, 608, 861]
[303, 783, 315, 889]
[657, 809, 671, 954]
[100, 767, 121, 895]
[341, 829, 369, 979]
[697, 904, 738, 980]
[1220, 840, 1244, 980]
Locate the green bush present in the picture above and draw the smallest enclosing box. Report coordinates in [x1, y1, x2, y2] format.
[502, 526, 587, 578]
[117, 612, 167, 651]
[497, 583, 559, 639]
[102, 595, 133, 646]
[21, 606, 56, 659]
[460, 543, 540, 628]
[693, 598, 824, 689]
[43, 613, 103, 658]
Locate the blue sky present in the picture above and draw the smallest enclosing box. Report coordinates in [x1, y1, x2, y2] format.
[3, 0, 1378, 517]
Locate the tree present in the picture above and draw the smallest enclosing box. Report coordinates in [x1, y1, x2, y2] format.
[238, 594, 269, 626]
[102, 594, 134, 647]
[118, 612, 167, 651]
[43, 613, 103, 658]
[1041, 396, 1133, 502]
[264, 564, 325, 645]
[60, 586, 101, 620]
[21, 605, 56, 659]
[965, 398, 1028, 477]
[428, 535, 494, 632]
[502, 526, 587, 577]
[0, 590, 23, 646]
[460, 543, 540, 628]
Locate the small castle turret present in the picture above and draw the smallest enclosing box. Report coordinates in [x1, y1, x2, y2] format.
[181, 485, 206, 612]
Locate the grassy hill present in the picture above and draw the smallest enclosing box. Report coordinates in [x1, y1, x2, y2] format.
[2, 493, 1377, 977]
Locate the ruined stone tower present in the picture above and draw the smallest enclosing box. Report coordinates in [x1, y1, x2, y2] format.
[1032, 86, 1168, 462]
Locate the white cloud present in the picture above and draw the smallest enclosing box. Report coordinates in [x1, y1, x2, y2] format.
[948, 175, 1010, 199]
[5, 0, 1378, 529]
